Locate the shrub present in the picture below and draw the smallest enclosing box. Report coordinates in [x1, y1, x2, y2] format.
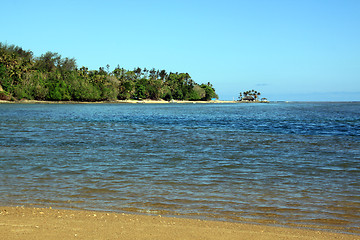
[0, 91, 11, 100]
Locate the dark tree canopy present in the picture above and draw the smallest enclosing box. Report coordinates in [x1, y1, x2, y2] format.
[0, 43, 218, 101]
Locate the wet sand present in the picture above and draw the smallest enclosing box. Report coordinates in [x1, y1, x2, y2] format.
[1, 207, 358, 240]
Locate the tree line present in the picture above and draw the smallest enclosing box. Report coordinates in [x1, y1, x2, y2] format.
[0, 43, 218, 102]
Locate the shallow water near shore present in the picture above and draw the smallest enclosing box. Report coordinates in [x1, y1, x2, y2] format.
[0, 102, 359, 234]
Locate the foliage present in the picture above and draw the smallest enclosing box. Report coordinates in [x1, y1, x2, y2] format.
[200, 83, 218, 101]
[0, 43, 218, 101]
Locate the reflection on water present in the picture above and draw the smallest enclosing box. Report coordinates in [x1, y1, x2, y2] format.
[0, 102, 359, 234]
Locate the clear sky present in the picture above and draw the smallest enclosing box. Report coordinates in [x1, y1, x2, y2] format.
[1, 0, 359, 101]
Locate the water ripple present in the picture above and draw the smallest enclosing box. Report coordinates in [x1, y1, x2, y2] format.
[0, 102, 359, 233]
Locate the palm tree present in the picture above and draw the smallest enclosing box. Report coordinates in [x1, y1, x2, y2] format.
[159, 70, 167, 82]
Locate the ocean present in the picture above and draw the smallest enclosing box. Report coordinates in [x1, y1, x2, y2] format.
[0, 102, 359, 234]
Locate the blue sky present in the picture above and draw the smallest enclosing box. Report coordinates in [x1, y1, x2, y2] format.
[1, 0, 359, 101]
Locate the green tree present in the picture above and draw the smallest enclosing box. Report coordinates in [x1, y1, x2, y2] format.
[200, 83, 218, 101]
[34, 51, 61, 72]
[134, 78, 148, 99]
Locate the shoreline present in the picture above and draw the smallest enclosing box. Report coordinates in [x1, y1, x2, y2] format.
[0, 99, 269, 104]
[1, 206, 358, 240]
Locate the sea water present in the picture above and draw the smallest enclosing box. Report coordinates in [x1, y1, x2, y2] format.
[0, 102, 359, 233]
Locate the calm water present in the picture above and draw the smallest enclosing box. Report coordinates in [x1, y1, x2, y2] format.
[0, 102, 359, 233]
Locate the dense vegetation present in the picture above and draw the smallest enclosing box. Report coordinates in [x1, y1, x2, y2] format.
[0, 43, 218, 101]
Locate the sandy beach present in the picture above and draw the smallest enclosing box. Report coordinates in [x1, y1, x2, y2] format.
[0, 206, 358, 240]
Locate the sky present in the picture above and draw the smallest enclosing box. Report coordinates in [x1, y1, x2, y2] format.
[1, 0, 360, 101]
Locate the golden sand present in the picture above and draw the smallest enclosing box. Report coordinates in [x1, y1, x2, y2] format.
[1, 207, 358, 240]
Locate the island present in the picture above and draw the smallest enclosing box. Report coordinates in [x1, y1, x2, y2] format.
[237, 89, 269, 103]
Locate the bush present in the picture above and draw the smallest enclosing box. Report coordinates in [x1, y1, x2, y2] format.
[0, 91, 11, 100]
[187, 85, 205, 100]
[67, 75, 101, 101]
[47, 80, 71, 101]
[99, 76, 119, 101]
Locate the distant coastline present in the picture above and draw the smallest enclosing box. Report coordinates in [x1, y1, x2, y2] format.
[0, 99, 270, 104]
[0, 43, 218, 103]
